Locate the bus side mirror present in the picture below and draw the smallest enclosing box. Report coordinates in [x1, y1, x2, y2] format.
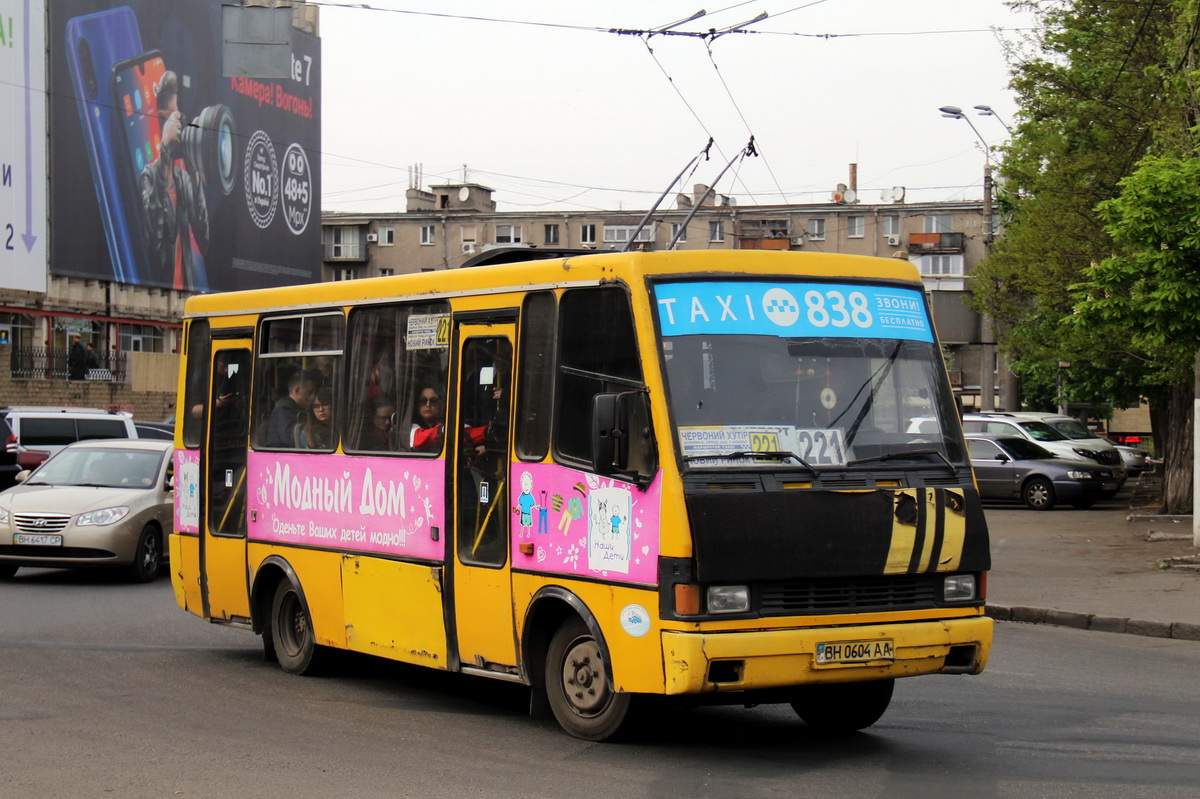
[591, 393, 621, 475]
[591, 390, 657, 487]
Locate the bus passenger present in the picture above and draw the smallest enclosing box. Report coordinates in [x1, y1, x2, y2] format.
[358, 394, 396, 450]
[296, 387, 334, 449]
[410, 387, 444, 452]
[267, 369, 318, 447]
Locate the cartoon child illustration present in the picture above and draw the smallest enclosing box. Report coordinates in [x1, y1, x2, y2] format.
[516, 470, 537, 538]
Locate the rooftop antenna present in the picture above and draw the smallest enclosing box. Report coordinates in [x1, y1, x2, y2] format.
[623, 138, 714, 252]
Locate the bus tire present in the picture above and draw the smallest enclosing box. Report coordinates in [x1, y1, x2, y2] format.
[545, 617, 632, 741]
[790, 678, 894, 733]
[270, 579, 325, 675]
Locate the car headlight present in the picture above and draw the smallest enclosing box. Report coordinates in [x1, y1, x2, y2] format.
[0, 507, 8, 525]
[1072, 447, 1098, 461]
[943, 574, 977, 602]
[706, 585, 750, 614]
[77, 506, 130, 526]
[1066, 470, 1093, 480]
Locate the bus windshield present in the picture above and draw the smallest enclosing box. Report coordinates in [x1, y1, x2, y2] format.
[655, 279, 965, 469]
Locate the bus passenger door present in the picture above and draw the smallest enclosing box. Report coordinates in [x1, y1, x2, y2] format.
[450, 324, 517, 674]
[201, 343, 252, 623]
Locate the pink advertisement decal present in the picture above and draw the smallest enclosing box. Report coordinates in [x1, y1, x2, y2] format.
[174, 449, 200, 534]
[510, 464, 661, 585]
[248, 452, 446, 561]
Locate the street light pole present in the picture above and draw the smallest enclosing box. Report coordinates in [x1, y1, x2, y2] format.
[940, 104, 1001, 411]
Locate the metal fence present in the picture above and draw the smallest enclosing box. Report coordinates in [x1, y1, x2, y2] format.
[9, 347, 127, 383]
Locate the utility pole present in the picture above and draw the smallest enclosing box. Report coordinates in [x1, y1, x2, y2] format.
[979, 163, 996, 411]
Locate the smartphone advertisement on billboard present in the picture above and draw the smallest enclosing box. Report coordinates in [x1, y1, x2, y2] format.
[49, 1, 320, 292]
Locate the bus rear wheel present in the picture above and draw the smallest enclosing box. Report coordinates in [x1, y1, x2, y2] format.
[545, 617, 633, 741]
[270, 579, 325, 675]
[790, 678, 894, 733]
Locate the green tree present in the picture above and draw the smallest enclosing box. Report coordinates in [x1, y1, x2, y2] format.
[973, 0, 1196, 510]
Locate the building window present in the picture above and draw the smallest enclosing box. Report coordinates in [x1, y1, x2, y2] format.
[461, 224, 477, 244]
[671, 223, 688, 243]
[807, 218, 826, 240]
[740, 219, 789, 238]
[602, 226, 653, 245]
[378, 226, 395, 246]
[324, 226, 361, 259]
[119, 324, 165, 353]
[924, 214, 953, 234]
[914, 254, 964, 276]
[378, 268, 394, 277]
[496, 224, 522, 244]
[882, 215, 900, 236]
[544, 224, 560, 245]
[847, 216, 864, 238]
[709, 221, 725, 242]
[580, 224, 596, 245]
[420, 225, 435, 245]
[337, 268, 360, 281]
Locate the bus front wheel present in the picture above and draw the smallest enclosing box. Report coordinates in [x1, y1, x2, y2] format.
[790, 678, 894, 733]
[270, 579, 325, 675]
[545, 617, 633, 741]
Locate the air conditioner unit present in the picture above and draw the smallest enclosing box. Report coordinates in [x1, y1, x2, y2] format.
[365, 233, 378, 243]
[462, 243, 476, 254]
[887, 235, 901, 246]
[791, 237, 805, 247]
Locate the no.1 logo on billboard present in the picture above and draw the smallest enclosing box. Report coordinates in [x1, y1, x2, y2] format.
[244, 130, 278, 230]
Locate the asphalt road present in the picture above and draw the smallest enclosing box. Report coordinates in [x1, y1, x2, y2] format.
[2, 564, 1198, 798]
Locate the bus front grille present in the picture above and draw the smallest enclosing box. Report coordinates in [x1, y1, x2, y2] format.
[759, 575, 941, 615]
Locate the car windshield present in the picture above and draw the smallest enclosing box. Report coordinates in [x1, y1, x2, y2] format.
[992, 437, 1054, 460]
[28, 447, 164, 489]
[1017, 421, 1069, 442]
[1049, 419, 1095, 439]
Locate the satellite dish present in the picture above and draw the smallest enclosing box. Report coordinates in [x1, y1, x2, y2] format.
[843, 189, 857, 204]
[891, 186, 906, 203]
[458, 186, 470, 202]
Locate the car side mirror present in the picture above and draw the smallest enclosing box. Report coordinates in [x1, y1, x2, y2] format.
[994, 453, 1009, 463]
[14, 469, 30, 483]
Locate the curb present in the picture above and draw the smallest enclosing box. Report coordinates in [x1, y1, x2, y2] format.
[987, 605, 1200, 642]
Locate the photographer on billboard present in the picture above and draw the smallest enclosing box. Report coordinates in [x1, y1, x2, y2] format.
[139, 69, 210, 291]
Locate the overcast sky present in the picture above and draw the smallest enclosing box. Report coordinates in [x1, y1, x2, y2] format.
[318, 0, 1037, 214]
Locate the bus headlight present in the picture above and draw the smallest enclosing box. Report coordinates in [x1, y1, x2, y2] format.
[943, 574, 977, 602]
[707, 585, 750, 614]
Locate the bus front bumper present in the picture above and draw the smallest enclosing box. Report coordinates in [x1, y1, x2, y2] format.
[661, 616, 992, 694]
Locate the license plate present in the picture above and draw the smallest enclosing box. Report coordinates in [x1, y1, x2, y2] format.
[815, 638, 894, 666]
[1102, 482, 1118, 491]
[14, 533, 62, 546]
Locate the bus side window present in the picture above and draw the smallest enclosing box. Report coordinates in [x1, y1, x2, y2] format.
[516, 291, 555, 460]
[345, 302, 449, 454]
[554, 287, 643, 465]
[182, 319, 210, 448]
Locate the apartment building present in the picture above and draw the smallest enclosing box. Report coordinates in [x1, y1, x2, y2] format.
[323, 183, 1007, 408]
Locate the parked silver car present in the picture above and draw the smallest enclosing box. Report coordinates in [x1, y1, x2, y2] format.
[967, 435, 1121, 510]
[0, 439, 173, 582]
[1113, 444, 1152, 476]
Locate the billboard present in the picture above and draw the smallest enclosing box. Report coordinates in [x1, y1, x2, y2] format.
[0, 0, 48, 293]
[48, 0, 320, 292]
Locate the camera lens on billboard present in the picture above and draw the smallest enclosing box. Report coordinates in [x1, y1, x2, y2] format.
[182, 104, 237, 196]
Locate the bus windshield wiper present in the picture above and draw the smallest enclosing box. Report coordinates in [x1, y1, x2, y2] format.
[683, 450, 816, 471]
[848, 448, 957, 472]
